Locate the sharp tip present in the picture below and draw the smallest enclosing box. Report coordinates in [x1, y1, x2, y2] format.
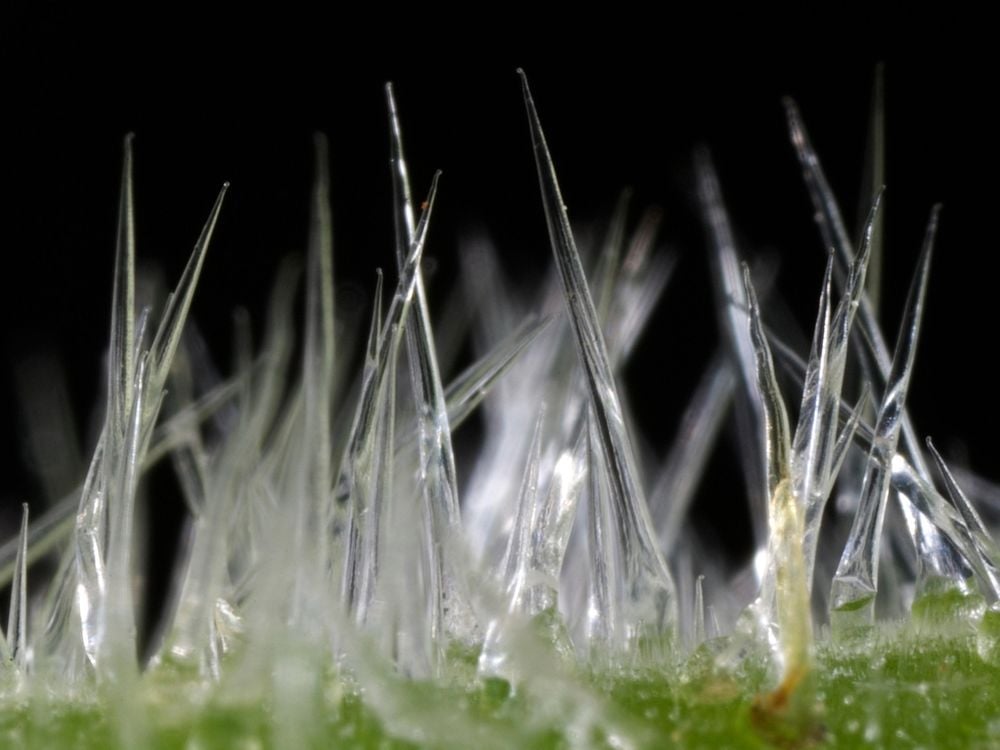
[386, 86, 404, 156]
[822, 250, 835, 279]
[918, 210, 940, 262]
[783, 98, 807, 141]
[206, 183, 230, 219]
[386, 82, 399, 116]
[420, 171, 443, 213]
[742, 263, 763, 316]
[925, 438, 948, 475]
[518, 69, 533, 101]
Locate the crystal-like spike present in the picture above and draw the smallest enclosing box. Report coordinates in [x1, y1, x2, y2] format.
[742, 265, 791, 499]
[109, 134, 137, 441]
[25, 161, 227, 679]
[743, 266, 811, 686]
[75, 445, 110, 668]
[521, 70, 677, 649]
[102, 353, 149, 677]
[786, 100, 956, 583]
[338, 280, 384, 611]
[765, 327, 989, 602]
[796, 196, 878, 593]
[831, 212, 935, 625]
[386, 85, 474, 646]
[147, 184, 228, 397]
[354, 315, 398, 627]
[339, 177, 439, 593]
[4, 504, 29, 669]
[791, 254, 835, 578]
[72, 139, 143, 672]
[0, 493, 76, 588]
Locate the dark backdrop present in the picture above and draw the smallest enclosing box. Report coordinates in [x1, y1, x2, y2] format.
[3, 11, 997, 631]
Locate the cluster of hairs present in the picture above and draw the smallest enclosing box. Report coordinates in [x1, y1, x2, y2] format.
[0, 70, 997, 746]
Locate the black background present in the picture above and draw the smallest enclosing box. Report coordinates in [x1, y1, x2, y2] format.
[3, 10, 997, 626]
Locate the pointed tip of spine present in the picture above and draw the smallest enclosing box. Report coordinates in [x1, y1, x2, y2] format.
[519, 70, 538, 117]
[201, 184, 229, 232]
[925, 435, 939, 459]
[863, 185, 887, 231]
[915, 206, 941, 276]
[741, 262, 758, 310]
[385, 83, 403, 155]
[428, 169, 443, 193]
[211, 183, 230, 213]
[913, 210, 937, 289]
[872, 184, 886, 209]
[816, 251, 835, 319]
[386, 83, 401, 133]
[421, 171, 443, 220]
[855, 185, 886, 252]
[783, 97, 810, 152]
